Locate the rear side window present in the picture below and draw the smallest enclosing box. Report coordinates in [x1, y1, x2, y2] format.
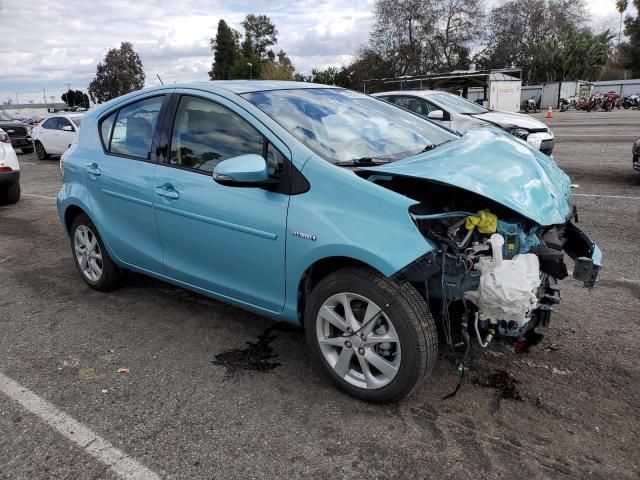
[169, 95, 281, 175]
[100, 112, 116, 147]
[99, 96, 164, 160]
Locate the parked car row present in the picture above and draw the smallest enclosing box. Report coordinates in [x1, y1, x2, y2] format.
[0, 107, 83, 161]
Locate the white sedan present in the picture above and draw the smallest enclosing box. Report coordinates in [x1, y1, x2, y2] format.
[0, 128, 20, 204]
[31, 113, 84, 160]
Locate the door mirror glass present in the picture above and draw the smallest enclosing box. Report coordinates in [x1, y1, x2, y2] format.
[427, 109, 445, 120]
[213, 154, 269, 186]
[61, 125, 74, 132]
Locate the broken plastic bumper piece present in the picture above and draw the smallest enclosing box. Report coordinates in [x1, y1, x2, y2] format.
[563, 222, 601, 289]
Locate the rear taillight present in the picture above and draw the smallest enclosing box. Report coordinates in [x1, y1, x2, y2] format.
[0, 166, 13, 172]
[0, 132, 10, 143]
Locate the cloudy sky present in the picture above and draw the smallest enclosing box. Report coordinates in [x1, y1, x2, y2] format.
[0, 0, 633, 104]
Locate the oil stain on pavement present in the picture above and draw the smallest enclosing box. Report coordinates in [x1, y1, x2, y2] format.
[212, 323, 296, 379]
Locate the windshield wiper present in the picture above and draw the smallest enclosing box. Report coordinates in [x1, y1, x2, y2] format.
[422, 140, 453, 152]
[334, 157, 392, 167]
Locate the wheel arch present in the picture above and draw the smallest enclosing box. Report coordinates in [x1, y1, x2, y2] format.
[296, 256, 385, 326]
[63, 204, 88, 233]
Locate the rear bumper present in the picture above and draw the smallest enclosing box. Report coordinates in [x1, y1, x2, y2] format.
[0, 170, 20, 186]
[563, 222, 602, 288]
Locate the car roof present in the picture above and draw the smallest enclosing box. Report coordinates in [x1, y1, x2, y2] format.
[373, 90, 444, 98]
[47, 113, 85, 118]
[169, 80, 339, 94]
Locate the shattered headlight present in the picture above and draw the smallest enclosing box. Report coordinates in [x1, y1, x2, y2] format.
[508, 127, 530, 140]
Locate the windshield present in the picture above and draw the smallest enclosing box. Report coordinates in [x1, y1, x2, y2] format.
[242, 88, 456, 164]
[429, 92, 488, 115]
[71, 117, 82, 127]
[0, 109, 14, 121]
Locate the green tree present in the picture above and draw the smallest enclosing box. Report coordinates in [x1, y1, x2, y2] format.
[88, 42, 145, 103]
[311, 67, 339, 85]
[620, 0, 640, 77]
[261, 50, 295, 80]
[617, 0, 629, 46]
[527, 27, 613, 82]
[61, 89, 90, 108]
[241, 14, 278, 60]
[209, 20, 240, 80]
[479, 0, 586, 78]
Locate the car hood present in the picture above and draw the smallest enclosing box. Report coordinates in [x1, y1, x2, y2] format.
[362, 129, 571, 226]
[0, 119, 26, 127]
[472, 110, 550, 132]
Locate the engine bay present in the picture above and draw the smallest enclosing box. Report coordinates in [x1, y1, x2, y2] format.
[362, 173, 600, 361]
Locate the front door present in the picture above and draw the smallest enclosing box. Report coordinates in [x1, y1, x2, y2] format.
[53, 117, 77, 154]
[152, 93, 289, 312]
[83, 95, 167, 273]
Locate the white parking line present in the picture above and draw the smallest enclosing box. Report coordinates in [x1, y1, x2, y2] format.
[572, 193, 640, 200]
[23, 193, 56, 200]
[0, 372, 160, 480]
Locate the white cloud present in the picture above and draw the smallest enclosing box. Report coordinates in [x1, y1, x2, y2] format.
[0, 0, 374, 103]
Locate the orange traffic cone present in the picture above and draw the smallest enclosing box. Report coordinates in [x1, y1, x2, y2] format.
[545, 106, 553, 118]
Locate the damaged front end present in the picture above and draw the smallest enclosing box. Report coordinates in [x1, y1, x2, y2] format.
[361, 168, 601, 356]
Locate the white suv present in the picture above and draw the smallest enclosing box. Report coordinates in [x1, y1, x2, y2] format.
[31, 113, 84, 160]
[0, 128, 20, 204]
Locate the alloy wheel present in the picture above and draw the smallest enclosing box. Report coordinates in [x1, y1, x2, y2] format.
[73, 225, 103, 282]
[315, 292, 401, 389]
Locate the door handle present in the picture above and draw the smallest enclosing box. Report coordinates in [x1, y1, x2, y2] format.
[86, 163, 101, 176]
[155, 184, 180, 199]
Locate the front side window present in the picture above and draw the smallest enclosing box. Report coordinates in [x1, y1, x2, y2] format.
[57, 117, 73, 130]
[42, 118, 58, 130]
[393, 96, 431, 115]
[169, 96, 279, 175]
[242, 88, 456, 164]
[110, 96, 164, 159]
[429, 92, 487, 114]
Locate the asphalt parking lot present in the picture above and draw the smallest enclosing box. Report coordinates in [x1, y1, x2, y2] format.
[1, 109, 639, 480]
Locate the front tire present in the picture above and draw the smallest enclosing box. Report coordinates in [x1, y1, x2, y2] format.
[34, 141, 50, 160]
[70, 214, 123, 291]
[304, 267, 437, 403]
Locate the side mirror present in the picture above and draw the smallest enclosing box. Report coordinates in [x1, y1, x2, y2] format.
[61, 125, 74, 132]
[427, 110, 445, 120]
[213, 154, 270, 187]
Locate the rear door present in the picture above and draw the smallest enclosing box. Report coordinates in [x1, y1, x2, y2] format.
[83, 94, 168, 273]
[152, 92, 289, 312]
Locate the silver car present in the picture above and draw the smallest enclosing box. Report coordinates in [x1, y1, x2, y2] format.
[373, 90, 555, 155]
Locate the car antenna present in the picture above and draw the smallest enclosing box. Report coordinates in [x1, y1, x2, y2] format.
[156, 74, 164, 85]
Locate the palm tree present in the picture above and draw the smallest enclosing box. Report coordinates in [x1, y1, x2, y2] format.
[617, 0, 629, 46]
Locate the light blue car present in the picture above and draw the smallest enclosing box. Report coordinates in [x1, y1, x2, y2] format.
[57, 81, 601, 402]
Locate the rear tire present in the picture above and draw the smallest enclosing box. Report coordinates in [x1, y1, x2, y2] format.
[1, 181, 20, 204]
[34, 141, 50, 160]
[70, 213, 123, 291]
[21, 147, 34, 154]
[304, 266, 438, 403]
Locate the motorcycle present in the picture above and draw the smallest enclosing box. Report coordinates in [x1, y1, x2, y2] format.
[576, 95, 596, 112]
[560, 96, 578, 112]
[622, 94, 640, 109]
[522, 96, 538, 113]
[601, 91, 620, 111]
